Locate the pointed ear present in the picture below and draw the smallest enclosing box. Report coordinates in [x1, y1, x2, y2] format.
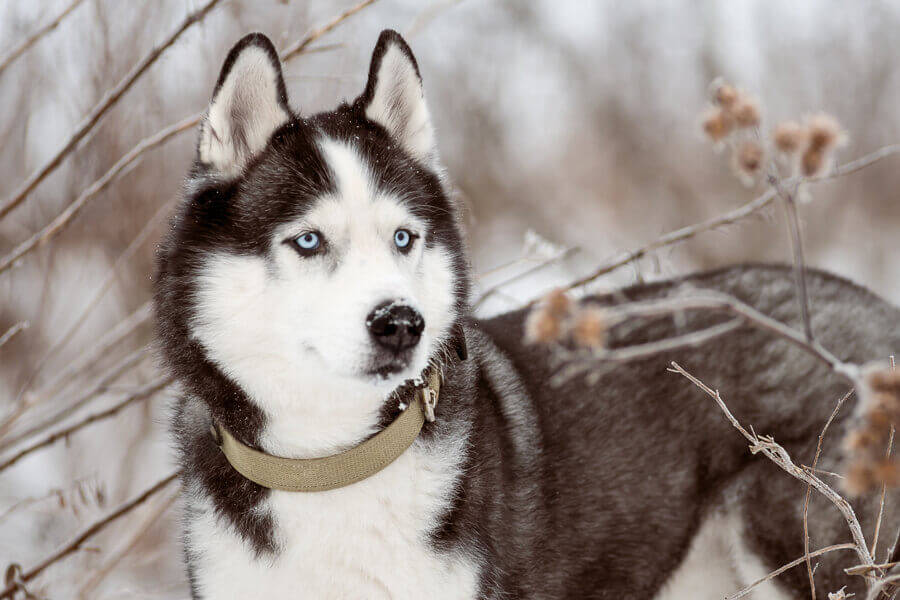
[360, 30, 437, 166]
[198, 33, 291, 177]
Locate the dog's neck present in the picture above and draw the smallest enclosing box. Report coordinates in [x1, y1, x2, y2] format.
[221, 362, 419, 460]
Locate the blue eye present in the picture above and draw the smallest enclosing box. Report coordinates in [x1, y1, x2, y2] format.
[294, 232, 321, 252]
[394, 229, 412, 249]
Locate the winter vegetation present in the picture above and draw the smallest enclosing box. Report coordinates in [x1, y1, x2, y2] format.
[1, 1, 899, 597]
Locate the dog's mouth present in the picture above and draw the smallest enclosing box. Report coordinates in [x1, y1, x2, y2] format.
[366, 353, 415, 380]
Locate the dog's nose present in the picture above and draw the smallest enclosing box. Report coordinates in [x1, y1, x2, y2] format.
[366, 301, 424, 353]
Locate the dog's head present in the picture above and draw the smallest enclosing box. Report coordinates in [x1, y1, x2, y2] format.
[155, 31, 469, 411]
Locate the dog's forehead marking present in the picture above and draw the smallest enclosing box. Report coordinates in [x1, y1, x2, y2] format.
[319, 137, 374, 210]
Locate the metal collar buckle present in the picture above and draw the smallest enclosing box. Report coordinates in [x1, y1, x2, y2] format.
[422, 386, 438, 423]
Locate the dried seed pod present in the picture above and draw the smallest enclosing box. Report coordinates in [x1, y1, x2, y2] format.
[543, 288, 573, 319]
[772, 121, 807, 154]
[714, 83, 739, 108]
[732, 97, 761, 128]
[734, 141, 764, 175]
[571, 307, 607, 349]
[801, 147, 825, 176]
[806, 113, 844, 151]
[702, 108, 733, 142]
[524, 308, 563, 345]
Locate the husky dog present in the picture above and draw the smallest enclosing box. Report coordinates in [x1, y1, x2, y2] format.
[155, 30, 900, 599]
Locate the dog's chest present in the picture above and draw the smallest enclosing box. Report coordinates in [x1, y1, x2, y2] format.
[189, 443, 480, 599]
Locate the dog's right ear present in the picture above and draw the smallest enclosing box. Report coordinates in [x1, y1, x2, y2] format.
[197, 33, 291, 177]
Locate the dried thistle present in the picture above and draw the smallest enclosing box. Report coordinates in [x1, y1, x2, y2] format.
[731, 97, 761, 128]
[733, 141, 764, 176]
[801, 146, 826, 176]
[772, 120, 807, 154]
[524, 307, 564, 344]
[843, 366, 900, 495]
[571, 307, 607, 349]
[713, 82, 739, 109]
[543, 288, 573, 319]
[702, 108, 733, 142]
[524, 289, 573, 344]
[806, 113, 845, 151]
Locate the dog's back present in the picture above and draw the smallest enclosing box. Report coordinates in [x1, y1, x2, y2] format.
[464, 263, 899, 597]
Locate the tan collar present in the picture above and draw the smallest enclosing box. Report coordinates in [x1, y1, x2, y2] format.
[211, 370, 441, 492]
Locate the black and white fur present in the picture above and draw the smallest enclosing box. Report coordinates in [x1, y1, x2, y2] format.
[155, 30, 900, 598]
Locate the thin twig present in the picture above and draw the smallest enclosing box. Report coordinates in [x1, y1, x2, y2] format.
[0, 115, 199, 275]
[19, 302, 152, 421]
[873, 427, 896, 560]
[670, 362, 874, 571]
[549, 318, 743, 386]
[75, 489, 178, 599]
[0, 471, 180, 600]
[0, 0, 86, 76]
[724, 543, 858, 600]
[0, 346, 147, 449]
[0, 0, 382, 275]
[0, 377, 171, 473]
[0, 0, 222, 221]
[803, 389, 854, 599]
[547, 144, 900, 302]
[0, 322, 28, 350]
[611, 294, 856, 381]
[281, 0, 380, 61]
[771, 173, 814, 341]
[8, 198, 174, 418]
[474, 247, 580, 311]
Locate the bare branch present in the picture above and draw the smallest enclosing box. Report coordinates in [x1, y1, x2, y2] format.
[0, 322, 28, 350]
[872, 426, 895, 560]
[547, 144, 900, 301]
[771, 175, 814, 341]
[804, 390, 854, 599]
[281, 0, 380, 61]
[474, 247, 580, 311]
[0, 0, 383, 275]
[0, 471, 180, 600]
[0, 115, 199, 275]
[0, 377, 172, 473]
[75, 488, 178, 599]
[0, 0, 86, 76]
[26, 302, 152, 412]
[0, 0, 222, 221]
[0, 346, 148, 448]
[611, 294, 856, 381]
[549, 318, 743, 386]
[669, 361, 873, 570]
[725, 543, 858, 600]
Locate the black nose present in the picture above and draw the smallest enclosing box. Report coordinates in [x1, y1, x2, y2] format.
[366, 302, 424, 353]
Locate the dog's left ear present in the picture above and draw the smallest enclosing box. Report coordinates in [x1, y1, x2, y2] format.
[360, 30, 437, 166]
[198, 33, 291, 177]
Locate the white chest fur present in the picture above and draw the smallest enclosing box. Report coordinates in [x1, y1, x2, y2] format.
[187, 438, 480, 600]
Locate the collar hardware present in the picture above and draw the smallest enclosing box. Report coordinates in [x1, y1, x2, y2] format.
[212, 369, 441, 492]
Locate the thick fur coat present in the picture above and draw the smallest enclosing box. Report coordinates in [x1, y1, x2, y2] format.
[154, 30, 900, 599]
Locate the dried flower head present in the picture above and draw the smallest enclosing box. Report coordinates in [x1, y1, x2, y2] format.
[524, 289, 574, 344]
[733, 141, 764, 176]
[713, 83, 739, 109]
[571, 307, 608, 349]
[702, 108, 733, 142]
[842, 365, 900, 495]
[543, 288, 573, 319]
[524, 308, 563, 345]
[806, 113, 845, 151]
[731, 97, 761, 128]
[801, 147, 826, 177]
[772, 121, 807, 154]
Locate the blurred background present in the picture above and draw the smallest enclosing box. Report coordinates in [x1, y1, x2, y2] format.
[0, 1, 898, 597]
